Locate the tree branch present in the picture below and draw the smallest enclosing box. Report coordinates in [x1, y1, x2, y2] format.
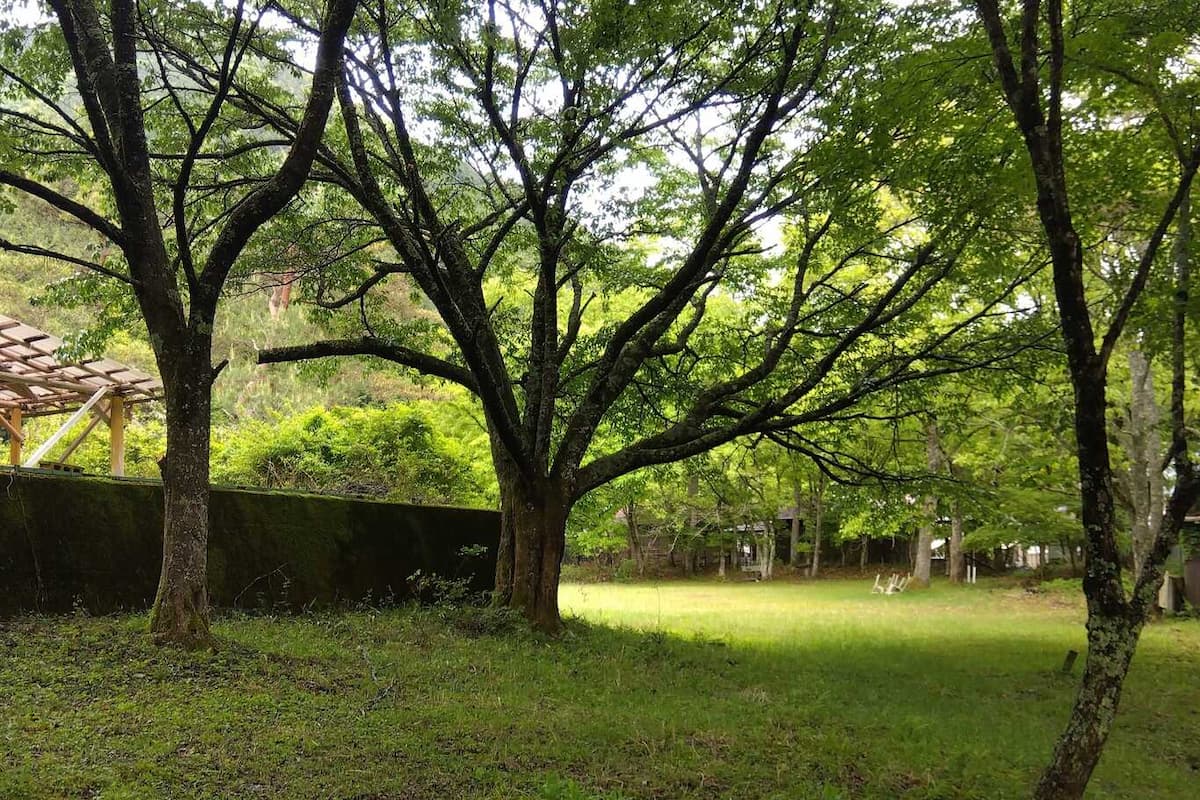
[0, 170, 125, 246]
[257, 337, 479, 394]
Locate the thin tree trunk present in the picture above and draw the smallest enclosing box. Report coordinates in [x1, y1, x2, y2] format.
[859, 535, 868, 571]
[761, 519, 774, 580]
[974, 7, 1200, 794]
[790, 485, 803, 568]
[914, 519, 933, 580]
[1069, 539, 1078, 576]
[948, 500, 965, 583]
[686, 474, 700, 577]
[811, 475, 824, 578]
[914, 420, 942, 587]
[625, 502, 645, 575]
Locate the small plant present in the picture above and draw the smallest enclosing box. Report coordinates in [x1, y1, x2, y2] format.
[458, 544, 489, 559]
[406, 570, 485, 607]
[612, 559, 637, 583]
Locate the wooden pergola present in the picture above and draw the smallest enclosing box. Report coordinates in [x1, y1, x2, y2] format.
[0, 314, 162, 476]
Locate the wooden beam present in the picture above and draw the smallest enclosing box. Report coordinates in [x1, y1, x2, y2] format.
[59, 413, 103, 462]
[8, 407, 20, 465]
[91, 400, 110, 426]
[24, 386, 107, 468]
[109, 396, 125, 476]
[0, 370, 98, 395]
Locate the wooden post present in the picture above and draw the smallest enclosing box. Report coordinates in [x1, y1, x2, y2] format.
[109, 396, 125, 476]
[8, 408, 21, 465]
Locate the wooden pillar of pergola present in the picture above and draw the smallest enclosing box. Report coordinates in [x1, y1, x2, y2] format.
[6, 407, 21, 465]
[109, 396, 125, 476]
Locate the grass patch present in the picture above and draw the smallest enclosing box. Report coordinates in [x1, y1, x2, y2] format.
[1, 579, 1195, 798]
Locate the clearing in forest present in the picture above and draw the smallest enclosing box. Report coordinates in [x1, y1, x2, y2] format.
[1, 579, 1194, 799]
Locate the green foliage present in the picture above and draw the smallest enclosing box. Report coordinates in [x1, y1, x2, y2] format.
[211, 403, 496, 506]
[1182, 523, 1200, 560]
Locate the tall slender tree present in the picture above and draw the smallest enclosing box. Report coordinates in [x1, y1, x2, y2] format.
[972, 0, 1200, 795]
[0, 0, 357, 646]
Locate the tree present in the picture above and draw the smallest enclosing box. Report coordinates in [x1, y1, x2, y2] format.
[0, 0, 356, 645]
[244, 0, 1040, 631]
[911, 418, 942, 587]
[971, 0, 1200, 795]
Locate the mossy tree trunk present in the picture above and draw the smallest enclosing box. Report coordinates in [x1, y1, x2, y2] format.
[150, 345, 215, 648]
[494, 472, 572, 633]
[1034, 615, 1139, 798]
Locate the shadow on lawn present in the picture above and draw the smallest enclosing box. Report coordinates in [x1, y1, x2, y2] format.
[1, 609, 1194, 800]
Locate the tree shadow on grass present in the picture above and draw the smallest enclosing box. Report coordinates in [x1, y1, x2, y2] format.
[0, 610, 1194, 800]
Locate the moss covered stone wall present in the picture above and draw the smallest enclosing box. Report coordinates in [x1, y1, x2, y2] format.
[0, 469, 498, 615]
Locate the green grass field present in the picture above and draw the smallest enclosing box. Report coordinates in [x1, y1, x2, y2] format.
[1, 579, 1195, 799]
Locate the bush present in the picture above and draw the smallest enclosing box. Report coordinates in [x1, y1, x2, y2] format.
[613, 559, 638, 583]
[211, 403, 496, 505]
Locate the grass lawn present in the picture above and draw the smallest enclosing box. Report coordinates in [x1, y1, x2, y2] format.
[1, 578, 1196, 799]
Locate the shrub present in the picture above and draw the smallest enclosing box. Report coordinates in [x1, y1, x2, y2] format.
[211, 403, 496, 505]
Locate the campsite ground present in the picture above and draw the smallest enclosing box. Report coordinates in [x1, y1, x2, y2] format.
[2, 578, 1195, 798]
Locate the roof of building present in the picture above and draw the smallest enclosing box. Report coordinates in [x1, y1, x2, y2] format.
[0, 314, 162, 418]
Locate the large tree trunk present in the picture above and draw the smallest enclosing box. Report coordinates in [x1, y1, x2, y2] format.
[1034, 195, 1198, 798]
[149, 351, 214, 649]
[494, 474, 571, 633]
[1032, 352, 1131, 795]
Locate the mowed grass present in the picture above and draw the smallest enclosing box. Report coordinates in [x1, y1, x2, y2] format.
[0, 579, 1194, 799]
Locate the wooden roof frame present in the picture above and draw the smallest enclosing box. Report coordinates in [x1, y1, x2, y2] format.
[0, 314, 162, 418]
